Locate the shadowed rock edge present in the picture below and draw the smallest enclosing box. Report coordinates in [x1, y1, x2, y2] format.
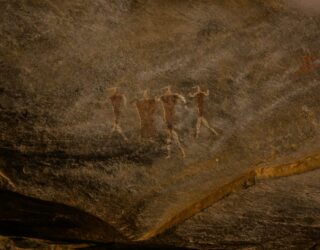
[136, 151, 320, 241]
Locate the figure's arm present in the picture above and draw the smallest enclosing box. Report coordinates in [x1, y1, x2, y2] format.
[189, 92, 197, 98]
[204, 89, 209, 96]
[155, 96, 162, 102]
[176, 93, 186, 104]
[123, 94, 127, 106]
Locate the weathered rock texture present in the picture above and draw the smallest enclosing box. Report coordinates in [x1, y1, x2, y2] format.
[0, 0, 320, 248]
[154, 169, 320, 249]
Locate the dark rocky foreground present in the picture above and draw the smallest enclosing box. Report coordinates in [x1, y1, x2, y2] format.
[0, 169, 320, 249]
[0, 0, 320, 249]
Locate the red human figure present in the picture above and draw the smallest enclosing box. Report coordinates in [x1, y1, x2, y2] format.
[158, 86, 186, 159]
[132, 89, 157, 140]
[189, 85, 218, 138]
[297, 48, 319, 75]
[108, 87, 128, 142]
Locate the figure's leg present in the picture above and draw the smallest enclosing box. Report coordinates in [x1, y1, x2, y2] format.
[111, 120, 117, 133]
[166, 130, 172, 159]
[202, 117, 218, 135]
[116, 124, 128, 142]
[109, 120, 118, 140]
[172, 130, 186, 158]
[139, 121, 144, 142]
[195, 117, 202, 138]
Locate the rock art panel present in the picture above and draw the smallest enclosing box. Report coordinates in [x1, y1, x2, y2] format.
[0, 0, 320, 247]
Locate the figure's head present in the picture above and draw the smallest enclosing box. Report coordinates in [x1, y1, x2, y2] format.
[162, 86, 172, 94]
[108, 87, 118, 95]
[143, 89, 150, 99]
[302, 47, 311, 55]
[192, 85, 201, 92]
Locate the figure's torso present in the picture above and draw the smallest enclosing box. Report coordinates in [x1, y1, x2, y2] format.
[110, 94, 124, 121]
[161, 94, 179, 130]
[136, 99, 156, 121]
[136, 99, 157, 138]
[196, 92, 206, 117]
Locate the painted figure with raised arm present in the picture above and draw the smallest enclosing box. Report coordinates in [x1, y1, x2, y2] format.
[108, 87, 128, 142]
[132, 89, 157, 141]
[158, 86, 186, 159]
[189, 85, 218, 138]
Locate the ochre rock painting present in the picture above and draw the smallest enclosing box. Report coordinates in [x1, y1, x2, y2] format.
[119, 85, 221, 158]
[132, 90, 157, 140]
[189, 86, 219, 138]
[296, 49, 320, 75]
[116, 85, 203, 158]
[108, 87, 128, 142]
[158, 86, 187, 158]
[1, 0, 320, 249]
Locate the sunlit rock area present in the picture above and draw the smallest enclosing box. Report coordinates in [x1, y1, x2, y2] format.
[0, 0, 319, 249]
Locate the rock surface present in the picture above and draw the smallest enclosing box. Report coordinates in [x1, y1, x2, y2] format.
[0, 0, 320, 248]
[154, 169, 320, 249]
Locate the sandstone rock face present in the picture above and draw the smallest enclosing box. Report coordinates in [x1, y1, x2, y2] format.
[0, 0, 320, 248]
[154, 169, 320, 249]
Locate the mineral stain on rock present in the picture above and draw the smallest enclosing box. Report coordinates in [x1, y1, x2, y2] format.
[0, 0, 320, 249]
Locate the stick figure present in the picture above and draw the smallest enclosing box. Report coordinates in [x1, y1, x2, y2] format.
[108, 87, 128, 142]
[158, 86, 186, 159]
[189, 85, 218, 138]
[297, 48, 319, 75]
[132, 89, 157, 141]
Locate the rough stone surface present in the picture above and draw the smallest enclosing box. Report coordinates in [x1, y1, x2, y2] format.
[154, 169, 320, 249]
[0, 0, 320, 248]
